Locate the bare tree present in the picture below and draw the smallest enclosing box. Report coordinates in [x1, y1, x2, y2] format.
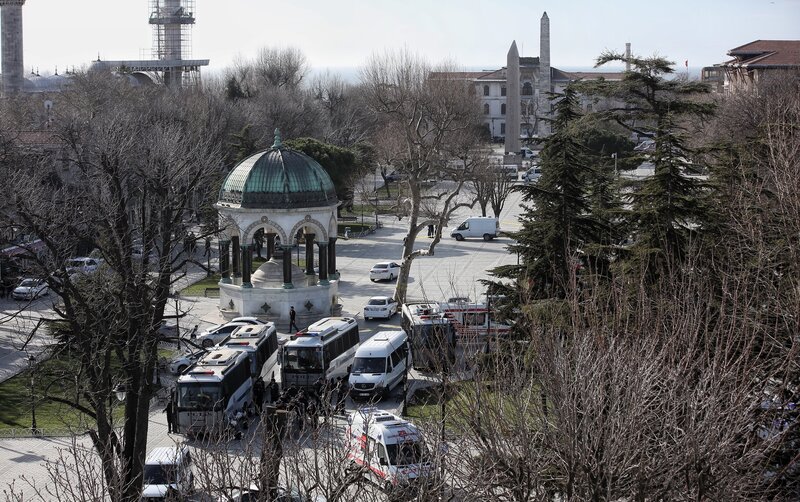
[361, 50, 485, 303]
[0, 75, 226, 502]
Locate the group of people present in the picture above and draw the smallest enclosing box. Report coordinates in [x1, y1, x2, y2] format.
[269, 376, 350, 433]
[163, 373, 352, 436]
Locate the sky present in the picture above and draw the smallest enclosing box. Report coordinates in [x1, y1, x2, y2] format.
[13, 0, 800, 78]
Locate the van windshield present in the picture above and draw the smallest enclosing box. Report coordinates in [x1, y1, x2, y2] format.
[352, 357, 385, 374]
[143, 464, 176, 485]
[386, 441, 428, 466]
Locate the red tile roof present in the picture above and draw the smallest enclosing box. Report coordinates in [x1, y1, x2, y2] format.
[725, 40, 800, 67]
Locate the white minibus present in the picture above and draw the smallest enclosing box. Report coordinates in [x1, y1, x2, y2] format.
[349, 331, 409, 401]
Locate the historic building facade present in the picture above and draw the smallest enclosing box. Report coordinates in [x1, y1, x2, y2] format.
[443, 12, 626, 151]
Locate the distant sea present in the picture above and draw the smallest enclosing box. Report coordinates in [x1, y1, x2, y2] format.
[309, 65, 703, 83]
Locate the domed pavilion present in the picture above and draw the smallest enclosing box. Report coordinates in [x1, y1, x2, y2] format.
[214, 129, 341, 328]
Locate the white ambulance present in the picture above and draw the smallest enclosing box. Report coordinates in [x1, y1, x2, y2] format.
[346, 408, 431, 491]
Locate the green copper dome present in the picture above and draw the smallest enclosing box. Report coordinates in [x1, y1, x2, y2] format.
[218, 130, 337, 209]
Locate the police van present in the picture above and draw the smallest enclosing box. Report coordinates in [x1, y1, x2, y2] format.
[346, 408, 431, 491]
[348, 331, 409, 402]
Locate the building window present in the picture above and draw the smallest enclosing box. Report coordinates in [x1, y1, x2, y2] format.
[483, 103, 490, 115]
[501, 103, 506, 115]
[483, 85, 490, 96]
[501, 86, 506, 96]
[522, 82, 533, 96]
[500, 123, 506, 135]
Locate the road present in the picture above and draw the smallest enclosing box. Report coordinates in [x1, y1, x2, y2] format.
[0, 188, 525, 498]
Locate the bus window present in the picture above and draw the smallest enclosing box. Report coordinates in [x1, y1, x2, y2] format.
[178, 384, 222, 411]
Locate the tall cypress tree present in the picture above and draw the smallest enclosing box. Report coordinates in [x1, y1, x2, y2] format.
[494, 87, 598, 300]
[578, 53, 715, 275]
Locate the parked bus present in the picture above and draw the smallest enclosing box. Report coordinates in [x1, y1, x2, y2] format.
[221, 323, 280, 381]
[281, 317, 360, 389]
[400, 302, 456, 371]
[175, 348, 253, 436]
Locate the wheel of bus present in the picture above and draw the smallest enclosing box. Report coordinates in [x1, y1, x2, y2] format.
[454, 233, 464, 241]
[483, 233, 492, 241]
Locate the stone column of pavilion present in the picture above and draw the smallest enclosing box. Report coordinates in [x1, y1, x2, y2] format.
[328, 237, 338, 278]
[0, 0, 26, 96]
[504, 40, 521, 155]
[538, 11, 551, 136]
[304, 233, 315, 276]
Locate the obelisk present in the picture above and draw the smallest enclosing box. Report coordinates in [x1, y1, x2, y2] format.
[504, 40, 520, 155]
[538, 12, 551, 136]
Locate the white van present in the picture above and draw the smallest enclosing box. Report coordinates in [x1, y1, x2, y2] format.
[141, 445, 194, 499]
[349, 331, 409, 401]
[450, 216, 499, 241]
[346, 408, 431, 492]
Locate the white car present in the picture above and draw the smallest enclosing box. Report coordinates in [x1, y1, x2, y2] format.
[369, 262, 400, 282]
[169, 349, 206, 375]
[363, 296, 398, 320]
[12, 278, 48, 301]
[523, 167, 542, 183]
[195, 318, 265, 348]
[65, 257, 102, 275]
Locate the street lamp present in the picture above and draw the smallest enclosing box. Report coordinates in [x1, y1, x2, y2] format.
[173, 291, 181, 350]
[28, 355, 37, 434]
[611, 152, 618, 176]
[114, 383, 127, 403]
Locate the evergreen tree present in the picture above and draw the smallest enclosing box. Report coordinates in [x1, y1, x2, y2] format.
[495, 87, 598, 300]
[579, 53, 715, 274]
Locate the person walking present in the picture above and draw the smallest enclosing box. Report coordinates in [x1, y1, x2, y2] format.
[289, 306, 299, 332]
[427, 224, 434, 237]
[164, 394, 176, 434]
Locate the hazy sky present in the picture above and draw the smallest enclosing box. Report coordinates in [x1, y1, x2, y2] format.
[15, 0, 800, 77]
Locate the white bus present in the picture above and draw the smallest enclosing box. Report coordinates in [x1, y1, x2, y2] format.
[175, 348, 253, 436]
[280, 317, 360, 389]
[400, 303, 456, 371]
[221, 323, 280, 381]
[349, 331, 409, 402]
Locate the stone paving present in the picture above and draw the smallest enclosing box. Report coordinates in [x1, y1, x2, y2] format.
[0, 188, 525, 496]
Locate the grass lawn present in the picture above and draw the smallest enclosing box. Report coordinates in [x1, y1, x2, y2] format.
[181, 273, 221, 296]
[0, 355, 124, 434]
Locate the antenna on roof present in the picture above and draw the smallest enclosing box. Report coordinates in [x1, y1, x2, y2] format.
[54, 66, 58, 75]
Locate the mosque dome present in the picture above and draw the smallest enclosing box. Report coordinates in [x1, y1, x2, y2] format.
[218, 129, 338, 210]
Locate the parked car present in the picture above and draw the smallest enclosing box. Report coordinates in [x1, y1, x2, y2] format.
[520, 147, 538, 159]
[141, 446, 194, 500]
[12, 278, 48, 301]
[523, 167, 542, 183]
[363, 296, 398, 320]
[385, 171, 407, 182]
[369, 262, 401, 282]
[64, 257, 102, 276]
[195, 319, 265, 348]
[169, 349, 206, 375]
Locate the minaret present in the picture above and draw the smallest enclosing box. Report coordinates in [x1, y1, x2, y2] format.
[0, 0, 25, 96]
[504, 40, 521, 155]
[538, 12, 551, 136]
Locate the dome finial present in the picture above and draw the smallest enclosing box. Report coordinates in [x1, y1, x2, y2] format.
[272, 128, 282, 148]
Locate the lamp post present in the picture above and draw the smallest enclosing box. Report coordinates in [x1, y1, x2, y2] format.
[295, 238, 300, 267]
[28, 355, 37, 434]
[612, 152, 618, 176]
[173, 291, 181, 350]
